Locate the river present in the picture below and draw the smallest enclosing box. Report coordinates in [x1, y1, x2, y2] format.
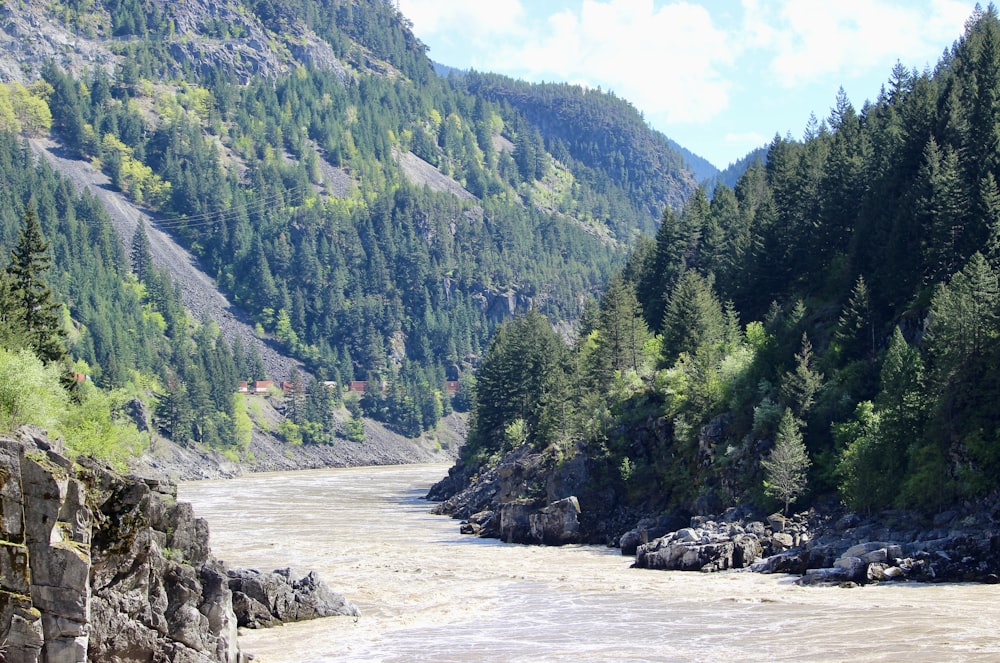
[179, 465, 1000, 662]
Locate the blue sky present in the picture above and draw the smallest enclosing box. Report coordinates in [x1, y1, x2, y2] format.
[396, 0, 978, 169]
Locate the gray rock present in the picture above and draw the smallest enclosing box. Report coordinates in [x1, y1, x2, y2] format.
[767, 513, 787, 532]
[619, 529, 643, 556]
[0, 431, 250, 663]
[796, 567, 849, 586]
[674, 527, 702, 544]
[834, 556, 866, 582]
[529, 497, 582, 546]
[867, 562, 890, 582]
[499, 502, 534, 543]
[771, 532, 795, 552]
[227, 567, 359, 627]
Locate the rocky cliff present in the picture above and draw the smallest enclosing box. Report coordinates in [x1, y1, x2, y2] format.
[0, 428, 357, 662]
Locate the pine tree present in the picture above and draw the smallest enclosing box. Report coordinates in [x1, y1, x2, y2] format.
[131, 219, 154, 283]
[593, 275, 650, 379]
[926, 252, 999, 388]
[0, 270, 29, 351]
[762, 408, 811, 514]
[660, 270, 724, 366]
[780, 333, 824, 418]
[916, 138, 968, 284]
[6, 203, 66, 363]
[835, 276, 875, 362]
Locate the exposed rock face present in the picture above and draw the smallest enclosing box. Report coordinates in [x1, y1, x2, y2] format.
[499, 497, 582, 546]
[0, 0, 352, 85]
[431, 445, 587, 545]
[633, 521, 764, 573]
[0, 428, 358, 661]
[0, 427, 242, 662]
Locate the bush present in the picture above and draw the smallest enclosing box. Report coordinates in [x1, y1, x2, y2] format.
[0, 346, 67, 433]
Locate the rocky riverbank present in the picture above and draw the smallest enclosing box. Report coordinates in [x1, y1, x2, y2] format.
[431, 442, 1000, 585]
[0, 427, 358, 662]
[624, 502, 1000, 584]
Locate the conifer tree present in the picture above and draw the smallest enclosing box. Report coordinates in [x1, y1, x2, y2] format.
[660, 269, 724, 366]
[835, 276, 875, 362]
[762, 408, 811, 514]
[6, 203, 66, 363]
[0, 270, 29, 351]
[131, 219, 154, 283]
[875, 327, 926, 492]
[593, 275, 650, 379]
[780, 333, 824, 418]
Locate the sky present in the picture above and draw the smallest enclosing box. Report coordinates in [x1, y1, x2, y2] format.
[395, 0, 979, 170]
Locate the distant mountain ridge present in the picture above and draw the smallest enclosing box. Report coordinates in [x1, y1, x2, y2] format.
[460, 71, 698, 235]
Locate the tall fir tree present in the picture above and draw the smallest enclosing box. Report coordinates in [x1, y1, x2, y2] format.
[762, 408, 811, 515]
[6, 203, 66, 363]
[131, 219, 154, 283]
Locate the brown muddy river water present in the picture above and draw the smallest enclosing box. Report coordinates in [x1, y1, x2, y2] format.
[179, 465, 1000, 662]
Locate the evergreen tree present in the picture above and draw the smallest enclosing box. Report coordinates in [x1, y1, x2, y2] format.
[591, 275, 650, 380]
[467, 311, 571, 458]
[916, 138, 968, 284]
[834, 276, 875, 362]
[660, 270, 724, 366]
[131, 219, 154, 283]
[762, 408, 811, 514]
[926, 252, 999, 389]
[876, 327, 926, 499]
[780, 333, 824, 418]
[0, 270, 29, 351]
[6, 203, 66, 363]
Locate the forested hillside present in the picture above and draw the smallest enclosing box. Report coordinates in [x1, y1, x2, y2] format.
[461, 71, 698, 236]
[0, 0, 705, 448]
[438, 7, 1000, 530]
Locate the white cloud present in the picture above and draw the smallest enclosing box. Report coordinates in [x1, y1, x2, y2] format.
[488, 0, 735, 124]
[396, 0, 526, 48]
[742, 0, 974, 88]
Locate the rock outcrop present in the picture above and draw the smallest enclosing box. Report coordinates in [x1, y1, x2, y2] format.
[0, 428, 357, 662]
[430, 445, 587, 545]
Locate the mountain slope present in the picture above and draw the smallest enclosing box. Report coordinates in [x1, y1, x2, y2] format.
[30, 137, 305, 381]
[0, 0, 704, 443]
[459, 71, 698, 235]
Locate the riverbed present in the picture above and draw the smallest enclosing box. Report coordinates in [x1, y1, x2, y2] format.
[179, 465, 1000, 662]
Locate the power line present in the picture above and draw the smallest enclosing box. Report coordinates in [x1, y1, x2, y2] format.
[148, 182, 312, 230]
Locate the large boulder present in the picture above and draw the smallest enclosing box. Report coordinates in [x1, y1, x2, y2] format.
[226, 568, 359, 628]
[529, 497, 582, 546]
